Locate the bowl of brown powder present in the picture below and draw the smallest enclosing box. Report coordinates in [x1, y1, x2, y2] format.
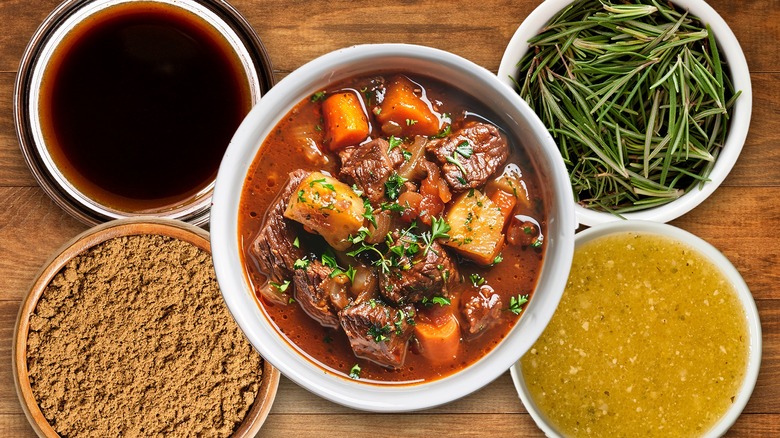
[12, 217, 279, 437]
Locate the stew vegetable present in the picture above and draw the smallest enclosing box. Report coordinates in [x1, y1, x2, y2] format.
[239, 72, 547, 382]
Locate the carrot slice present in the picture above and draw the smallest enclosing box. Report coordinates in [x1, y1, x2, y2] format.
[414, 312, 461, 365]
[322, 91, 370, 151]
[376, 75, 441, 137]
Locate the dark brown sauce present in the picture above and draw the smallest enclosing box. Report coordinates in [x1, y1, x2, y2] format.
[39, 2, 251, 212]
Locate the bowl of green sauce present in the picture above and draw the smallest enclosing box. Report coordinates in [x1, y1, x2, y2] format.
[511, 220, 761, 437]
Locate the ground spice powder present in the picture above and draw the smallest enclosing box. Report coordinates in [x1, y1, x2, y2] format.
[26, 234, 263, 437]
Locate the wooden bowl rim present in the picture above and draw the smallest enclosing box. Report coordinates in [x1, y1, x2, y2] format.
[12, 217, 280, 437]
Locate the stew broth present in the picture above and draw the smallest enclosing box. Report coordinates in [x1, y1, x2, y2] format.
[239, 72, 547, 383]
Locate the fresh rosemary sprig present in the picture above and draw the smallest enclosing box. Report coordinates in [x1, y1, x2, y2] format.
[513, 0, 739, 214]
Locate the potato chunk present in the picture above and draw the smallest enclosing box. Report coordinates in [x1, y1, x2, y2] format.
[442, 189, 504, 265]
[284, 171, 364, 250]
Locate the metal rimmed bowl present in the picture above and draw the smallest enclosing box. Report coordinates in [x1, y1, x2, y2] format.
[14, 0, 274, 226]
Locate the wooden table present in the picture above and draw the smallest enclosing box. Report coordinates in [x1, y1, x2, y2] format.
[1, 0, 778, 436]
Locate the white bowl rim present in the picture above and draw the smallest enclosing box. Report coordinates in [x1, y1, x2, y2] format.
[510, 220, 763, 437]
[211, 43, 577, 412]
[497, 0, 753, 226]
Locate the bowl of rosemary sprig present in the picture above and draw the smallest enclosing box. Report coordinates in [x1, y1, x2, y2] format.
[498, 0, 751, 226]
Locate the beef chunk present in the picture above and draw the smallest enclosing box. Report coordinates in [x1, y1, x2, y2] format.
[339, 138, 398, 204]
[293, 259, 340, 328]
[426, 122, 509, 193]
[251, 170, 309, 281]
[339, 301, 415, 368]
[379, 239, 458, 305]
[460, 284, 503, 336]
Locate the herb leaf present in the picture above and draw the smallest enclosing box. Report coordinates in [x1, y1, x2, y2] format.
[508, 294, 529, 315]
[384, 172, 408, 201]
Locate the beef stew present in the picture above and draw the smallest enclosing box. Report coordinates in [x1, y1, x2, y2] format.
[239, 72, 547, 383]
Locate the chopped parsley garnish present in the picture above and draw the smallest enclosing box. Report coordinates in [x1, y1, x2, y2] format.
[293, 258, 310, 270]
[445, 154, 467, 176]
[455, 140, 473, 158]
[349, 363, 361, 379]
[270, 280, 291, 293]
[351, 184, 364, 197]
[402, 149, 413, 161]
[508, 294, 529, 315]
[380, 202, 406, 213]
[388, 135, 403, 151]
[492, 253, 504, 265]
[469, 273, 485, 287]
[321, 250, 339, 269]
[422, 295, 451, 307]
[363, 198, 377, 227]
[422, 216, 451, 255]
[310, 91, 326, 102]
[297, 190, 306, 203]
[368, 324, 392, 343]
[293, 237, 301, 248]
[384, 172, 407, 200]
[431, 124, 452, 139]
[456, 175, 468, 185]
[406, 119, 418, 126]
[309, 178, 335, 191]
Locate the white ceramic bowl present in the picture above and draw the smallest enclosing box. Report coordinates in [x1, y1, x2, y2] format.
[497, 0, 752, 226]
[511, 220, 762, 437]
[211, 44, 577, 412]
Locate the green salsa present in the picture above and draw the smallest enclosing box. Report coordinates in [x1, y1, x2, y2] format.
[521, 232, 749, 437]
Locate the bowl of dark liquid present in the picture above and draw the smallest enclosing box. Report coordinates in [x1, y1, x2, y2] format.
[15, 0, 274, 225]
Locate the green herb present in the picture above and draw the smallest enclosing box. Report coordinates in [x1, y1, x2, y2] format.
[314, 124, 322, 132]
[363, 198, 377, 227]
[514, 0, 738, 214]
[293, 237, 300, 248]
[384, 172, 407, 200]
[406, 119, 418, 126]
[343, 265, 357, 282]
[388, 135, 403, 151]
[422, 295, 451, 307]
[351, 184, 364, 197]
[293, 258, 309, 270]
[310, 91, 326, 102]
[469, 273, 485, 287]
[349, 363, 361, 379]
[446, 154, 468, 176]
[309, 178, 335, 191]
[368, 324, 392, 343]
[297, 190, 306, 203]
[422, 216, 451, 255]
[321, 250, 339, 269]
[270, 280, 290, 293]
[380, 202, 406, 213]
[508, 294, 529, 315]
[431, 124, 452, 139]
[455, 140, 473, 158]
[402, 149, 413, 161]
[492, 254, 504, 265]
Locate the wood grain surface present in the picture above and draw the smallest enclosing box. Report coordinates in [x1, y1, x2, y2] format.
[1, 0, 778, 436]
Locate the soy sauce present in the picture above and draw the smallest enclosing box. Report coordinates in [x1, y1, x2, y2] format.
[39, 3, 252, 212]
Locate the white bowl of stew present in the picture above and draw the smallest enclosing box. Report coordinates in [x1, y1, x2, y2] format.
[211, 44, 577, 411]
